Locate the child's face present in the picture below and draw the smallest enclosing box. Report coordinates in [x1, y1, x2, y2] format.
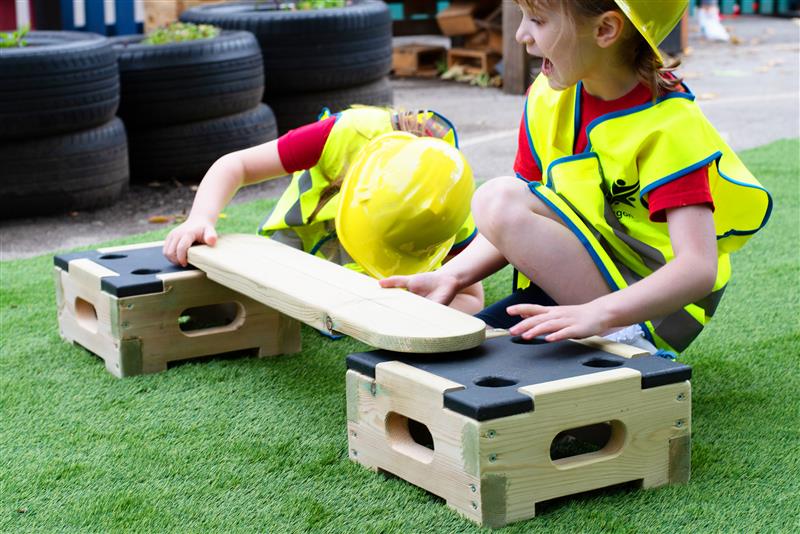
[515, 2, 600, 91]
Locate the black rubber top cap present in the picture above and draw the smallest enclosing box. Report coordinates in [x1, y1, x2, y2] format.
[54, 246, 192, 297]
[347, 336, 691, 421]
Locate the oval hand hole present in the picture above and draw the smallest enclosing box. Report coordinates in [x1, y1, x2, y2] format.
[511, 335, 548, 345]
[131, 268, 161, 275]
[98, 253, 126, 260]
[582, 357, 624, 368]
[474, 376, 518, 388]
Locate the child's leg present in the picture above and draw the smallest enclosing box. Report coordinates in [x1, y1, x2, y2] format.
[472, 176, 611, 305]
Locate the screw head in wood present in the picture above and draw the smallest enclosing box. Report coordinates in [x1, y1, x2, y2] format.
[469, 483, 477, 493]
[675, 419, 684, 428]
[325, 315, 334, 332]
[677, 392, 686, 401]
[471, 501, 478, 510]
[487, 430, 496, 439]
[370, 382, 377, 396]
[488, 453, 497, 462]
[351, 449, 358, 457]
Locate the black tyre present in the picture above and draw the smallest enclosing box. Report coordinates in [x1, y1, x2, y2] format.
[0, 118, 128, 218]
[268, 77, 393, 134]
[111, 31, 264, 127]
[128, 103, 278, 182]
[180, 1, 392, 95]
[0, 31, 119, 141]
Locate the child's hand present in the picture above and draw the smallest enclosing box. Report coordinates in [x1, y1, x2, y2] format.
[163, 216, 218, 267]
[379, 272, 461, 306]
[507, 302, 610, 342]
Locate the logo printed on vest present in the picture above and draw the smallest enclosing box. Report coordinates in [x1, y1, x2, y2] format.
[605, 178, 640, 207]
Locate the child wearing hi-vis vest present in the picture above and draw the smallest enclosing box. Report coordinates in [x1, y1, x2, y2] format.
[163, 107, 484, 314]
[381, 0, 772, 356]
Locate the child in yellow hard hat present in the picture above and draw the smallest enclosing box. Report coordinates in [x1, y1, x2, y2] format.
[381, 0, 771, 356]
[163, 106, 484, 314]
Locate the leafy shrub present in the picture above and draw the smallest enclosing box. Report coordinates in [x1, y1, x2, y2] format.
[0, 26, 28, 48]
[142, 22, 219, 45]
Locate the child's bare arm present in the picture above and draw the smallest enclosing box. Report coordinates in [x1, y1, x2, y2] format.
[379, 233, 506, 306]
[163, 139, 286, 266]
[450, 281, 485, 315]
[508, 204, 718, 341]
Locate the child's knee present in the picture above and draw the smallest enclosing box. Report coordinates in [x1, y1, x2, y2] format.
[473, 177, 532, 235]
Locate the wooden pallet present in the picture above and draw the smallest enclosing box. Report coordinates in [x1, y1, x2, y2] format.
[448, 47, 501, 75]
[346, 337, 692, 528]
[55, 241, 300, 377]
[392, 44, 446, 78]
[187, 234, 486, 353]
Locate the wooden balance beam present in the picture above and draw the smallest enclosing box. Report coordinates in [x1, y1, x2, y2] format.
[187, 234, 487, 353]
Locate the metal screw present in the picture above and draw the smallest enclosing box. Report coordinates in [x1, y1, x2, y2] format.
[121, 321, 129, 328]
[677, 392, 686, 401]
[325, 315, 334, 332]
[486, 430, 496, 439]
[126, 303, 134, 309]
[351, 430, 358, 438]
[675, 419, 684, 428]
[488, 453, 497, 463]
[351, 449, 358, 457]
[469, 484, 477, 493]
[471, 501, 478, 510]
[370, 382, 377, 396]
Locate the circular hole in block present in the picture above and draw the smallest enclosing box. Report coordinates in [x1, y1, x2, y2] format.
[474, 376, 518, 388]
[75, 297, 98, 334]
[511, 335, 548, 345]
[98, 253, 127, 260]
[582, 357, 624, 368]
[179, 302, 243, 336]
[131, 268, 161, 275]
[550, 420, 626, 466]
[386, 412, 435, 463]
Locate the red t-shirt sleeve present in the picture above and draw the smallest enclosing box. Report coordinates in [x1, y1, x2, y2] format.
[647, 165, 715, 222]
[513, 113, 542, 182]
[276, 116, 337, 173]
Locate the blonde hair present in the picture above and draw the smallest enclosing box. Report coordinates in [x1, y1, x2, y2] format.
[516, 0, 683, 98]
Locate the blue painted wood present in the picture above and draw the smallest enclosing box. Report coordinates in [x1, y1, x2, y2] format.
[114, 0, 137, 35]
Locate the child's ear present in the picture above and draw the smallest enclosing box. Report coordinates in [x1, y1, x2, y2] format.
[595, 11, 626, 48]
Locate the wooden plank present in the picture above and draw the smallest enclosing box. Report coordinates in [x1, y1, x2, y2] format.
[187, 234, 486, 353]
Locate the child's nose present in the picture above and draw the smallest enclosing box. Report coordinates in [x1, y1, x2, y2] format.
[515, 23, 532, 45]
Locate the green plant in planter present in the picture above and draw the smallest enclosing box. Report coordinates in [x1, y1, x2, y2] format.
[0, 26, 29, 48]
[271, 0, 348, 10]
[142, 22, 219, 45]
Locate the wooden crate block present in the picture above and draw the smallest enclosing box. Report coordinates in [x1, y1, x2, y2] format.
[392, 44, 446, 77]
[346, 337, 692, 528]
[436, 1, 479, 36]
[54, 242, 301, 378]
[448, 47, 501, 75]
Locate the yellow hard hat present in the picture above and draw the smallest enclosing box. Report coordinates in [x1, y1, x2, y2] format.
[336, 131, 473, 279]
[613, 0, 688, 62]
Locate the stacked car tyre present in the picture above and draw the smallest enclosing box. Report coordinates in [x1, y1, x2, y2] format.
[112, 30, 277, 182]
[180, 0, 394, 134]
[0, 31, 128, 218]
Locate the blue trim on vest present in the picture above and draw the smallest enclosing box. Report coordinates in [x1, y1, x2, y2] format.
[572, 81, 583, 154]
[583, 92, 695, 153]
[515, 172, 530, 182]
[524, 96, 543, 174]
[309, 231, 337, 256]
[528, 182, 619, 292]
[639, 151, 723, 209]
[715, 165, 774, 238]
[545, 152, 600, 192]
[640, 322, 657, 346]
[451, 227, 478, 252]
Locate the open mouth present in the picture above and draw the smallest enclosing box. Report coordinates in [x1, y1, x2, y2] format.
[542, 57, 554, 76]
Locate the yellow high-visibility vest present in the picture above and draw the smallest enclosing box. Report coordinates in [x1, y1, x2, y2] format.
[259, 106, 475, 274]
[518, 75, 771, 352]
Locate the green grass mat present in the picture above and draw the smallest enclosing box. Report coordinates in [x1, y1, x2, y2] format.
[1, 139, 798, 532]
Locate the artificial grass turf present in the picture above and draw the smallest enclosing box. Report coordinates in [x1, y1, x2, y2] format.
[1, 139, 798, 533]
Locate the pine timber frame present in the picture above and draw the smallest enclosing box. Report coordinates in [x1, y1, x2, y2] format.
[346, 355, 691, 528]
[54, 241, 300, 377]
